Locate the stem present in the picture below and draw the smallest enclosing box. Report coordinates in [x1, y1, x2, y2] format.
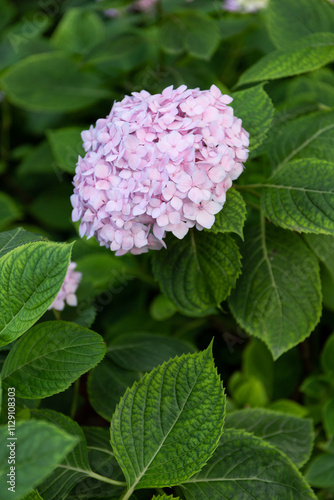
[87, 471, 126, 487]
[70, 378, 80, 420]
[156, 488, 166, 495]
[120, 486, 135, 500]
[52, 309, 61, 320]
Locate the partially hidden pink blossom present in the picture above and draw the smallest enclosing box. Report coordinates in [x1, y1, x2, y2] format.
[48, 262, 82, 311]
[223, 0, 268, 13]
[71, 84, 249, 256]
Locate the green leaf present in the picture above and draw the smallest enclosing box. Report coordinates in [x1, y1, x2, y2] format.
[207, 189, 246, 239]
[218, 17, 253, 41]
[269, 399, 309, 418]
[21, 491, 43, 500]
[152, 496, 180, 500]
[0, 53, 110, 112]
[72, 426, 124, 499]
[51, 8, 105, 55]
[87, 32, 151, 74]
[305, 447, 334, 488]
[107, 332, 194, 371]
[0, 192, 21, 229]
[46, 127, 85, 174]
[0, 419, 77, 500]
[0, 0, 16, 32]
[270, 111, 334, 169]
[150, 294, 178, 321]
[321, 332, 334, 376]
[0, 242, 73, 347]
[161, 11, 220, 60]
[225, 408, 314, 468]
[1, 321, 106, 398]
[229, 373, 268, 407]
[30, 409, 112, 500]
[324, 398, 334, 438]
[228, 221, 322, 359]
[243, 339, 274, 399]
[0, 227, 46, 260]
[16, 141, 57, 182]
[304, 233, 334, 280]
[267, 0, 334, 49]
[29, 185, 74, 231]
[88, 358, 141, 421]
[180, 429, 317, 499]
[76, 253, 136, 294]
[152, 231, 241, 316]
[232, 84, 274, 151]
[110, 345, 225, 494]
[238, 33, 334, 87]
[261, 159, 334, 234]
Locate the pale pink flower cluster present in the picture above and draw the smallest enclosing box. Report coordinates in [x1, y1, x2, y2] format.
[71, 85, 249, 256]
[48, 262, 82, 311]
[224, 0, 268, 13]
[98, 0, 157, 18]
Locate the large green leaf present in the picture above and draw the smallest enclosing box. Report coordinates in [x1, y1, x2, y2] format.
[0, 53, 110, 112]
[232, 84, 274, 151]
[270, 111, 334, 169]
[51, 8, 105, 55]
[88, 358, 141, 421]
[30, 410, 123, 500]
[225, 408, 314, 468]
[0, 419, 77, 500]
[46, 127, 85, 174]
[0, 227, 46, 260]
[207, 189, 246, 239]
[261, 159, 334, 234]
[228, 221, 322, 359]
[1, 321, 106, 398]
[238, 33, 334, 87]
[107, 332, 194, 371]
[110, 345, 225, 495]
[160, 11, 220, 60]
[152, 231, 241, 316]
[0, 192, 21, 229]
[180, 429, 316, 499]
[0, 242, 73, 347]
[266, 0, 334, 49]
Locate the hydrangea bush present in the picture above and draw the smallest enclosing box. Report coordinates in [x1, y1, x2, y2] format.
[1, 0, 334, 499]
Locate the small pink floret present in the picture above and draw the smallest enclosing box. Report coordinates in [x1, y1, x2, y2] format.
[71, 84, 249, 255]
[48, 262, 82, 311]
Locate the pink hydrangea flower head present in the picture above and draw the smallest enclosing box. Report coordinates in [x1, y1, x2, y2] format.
[71, 84, 249, 256]
[48, 262, 82, 311]
[133, 0, 158, 11]
[223, 0, 268, 13]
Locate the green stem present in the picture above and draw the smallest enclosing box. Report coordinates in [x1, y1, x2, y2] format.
[120, 486, 135, 500]
[87, 471, 126, 487]
[156, 488, 166, 495]
[52, 309, 61, 320]
[70, 378, 80, 420]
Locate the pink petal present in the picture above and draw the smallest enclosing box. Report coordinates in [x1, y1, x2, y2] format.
[196, 210, 215, 229]
[188, 187, 203, 204]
